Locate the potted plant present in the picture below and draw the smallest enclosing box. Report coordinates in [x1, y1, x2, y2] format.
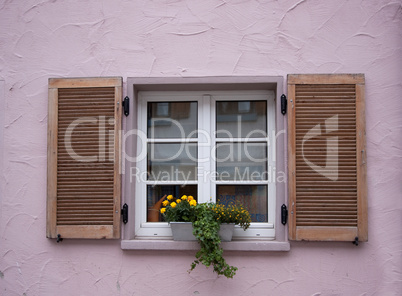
[160, 195, 251, 278]
[161, 195, 198, 240]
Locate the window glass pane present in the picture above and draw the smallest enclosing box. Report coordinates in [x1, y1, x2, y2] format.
[216, 101, 267, 138]
[147, 143, 197, 181]
[217, 185, 267, 222]
[216, 142, 267, 181]
[147, 185, 197, 222]
[148, 102, 197, 138]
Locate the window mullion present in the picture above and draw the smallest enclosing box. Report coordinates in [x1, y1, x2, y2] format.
[198, 95, 212, 203]
[210, 95, 218, 203]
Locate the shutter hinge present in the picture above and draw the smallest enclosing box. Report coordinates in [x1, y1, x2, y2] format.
[121, 203, 128, 224]
[281, 204, 288, 225]
[122, 96, 129, 117]
[353, 237, 359, 246]
[281, 94, 287, 115]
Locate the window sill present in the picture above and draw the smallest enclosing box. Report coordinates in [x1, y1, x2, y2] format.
[121, 239, 290, 252]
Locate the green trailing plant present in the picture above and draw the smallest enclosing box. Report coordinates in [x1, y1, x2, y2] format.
[190, 203, 238, 278]
[161, 196, 252, 279]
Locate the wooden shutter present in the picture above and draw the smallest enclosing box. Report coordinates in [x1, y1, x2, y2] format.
[288, 74, 367, 242]
[47, 77, 122, 239]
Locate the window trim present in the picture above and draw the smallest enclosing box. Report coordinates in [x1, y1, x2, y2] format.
[122, 76, 288, 250]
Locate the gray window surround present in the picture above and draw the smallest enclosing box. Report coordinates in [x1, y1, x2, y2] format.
[121, 76, 289, 251]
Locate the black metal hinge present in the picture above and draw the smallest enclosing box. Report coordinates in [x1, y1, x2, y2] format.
[281, 204, 288, 225]
[121, 203, 128, 224]
[122, 96, 129, 117]
[281, 94, 287, 115]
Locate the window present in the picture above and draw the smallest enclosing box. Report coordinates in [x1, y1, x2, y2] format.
[122, 76, 287, 247]
[46, 75, 366, 247]
[134, 90, 276, 239]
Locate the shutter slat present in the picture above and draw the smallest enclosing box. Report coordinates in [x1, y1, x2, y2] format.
[288, 74, 367, 242]
[47, 77, 122, 239]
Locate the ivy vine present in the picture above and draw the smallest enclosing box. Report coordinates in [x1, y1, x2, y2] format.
[189, 203, 238, 278]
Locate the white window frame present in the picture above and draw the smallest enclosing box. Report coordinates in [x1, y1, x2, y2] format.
[122, 77, 289, 251]
[134, 91, 276, 239]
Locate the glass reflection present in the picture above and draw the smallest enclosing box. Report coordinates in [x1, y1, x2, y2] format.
[216, 101, 267, 138]
[148, 102, 197, 138]
[217, 185, 267, 222]
[147, 143, 197, 181]
[216, 142, 267, 181]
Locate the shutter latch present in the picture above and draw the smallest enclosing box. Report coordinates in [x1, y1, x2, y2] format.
[353, 237, 359, 246]
[122, 96, 129, 117]
[121, 203, 128, 224]
[281, 94, 287, 115]
[56, 234, 63, 243]
[281, 204, 288, 225]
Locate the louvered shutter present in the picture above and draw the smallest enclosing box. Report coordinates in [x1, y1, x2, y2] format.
[47, 77, 122, 239]
[288, 74, 367, 241]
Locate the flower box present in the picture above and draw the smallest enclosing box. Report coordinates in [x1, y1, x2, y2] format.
[170, 222, 196, 241]
[218, 223, 236, 241]
[170, 222, 235, 242]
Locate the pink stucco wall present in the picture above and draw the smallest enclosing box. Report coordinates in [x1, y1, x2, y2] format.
[0, 0, 401, 295]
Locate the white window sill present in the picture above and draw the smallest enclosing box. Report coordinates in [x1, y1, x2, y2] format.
[121, 239, 290, 252]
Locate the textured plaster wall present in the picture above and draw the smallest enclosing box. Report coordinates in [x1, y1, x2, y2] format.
[0, 0, 401, 295]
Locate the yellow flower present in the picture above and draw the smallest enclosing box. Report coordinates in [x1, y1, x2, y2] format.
[189, 200, 197, 206]
[181, 195, 188, 200]
[170, 202, 177, 208]
[187, 196, 194, 201]
[167, 195, 173, 200]
[176, 199, 181, 203]
[160, 208, 166, 214]
[162, 200, 169, 206]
